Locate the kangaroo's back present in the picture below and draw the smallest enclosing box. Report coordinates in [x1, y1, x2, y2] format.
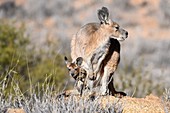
[71, 23, 100, 62]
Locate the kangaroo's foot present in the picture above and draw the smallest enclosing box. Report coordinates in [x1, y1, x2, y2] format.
[57, 89, 80, 98]
[114, 91, 126, 98]
[100, 85, 109, 96]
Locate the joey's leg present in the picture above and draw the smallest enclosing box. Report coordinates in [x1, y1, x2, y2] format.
[76, 80, 84, 96]
[84, 77, 96, 96]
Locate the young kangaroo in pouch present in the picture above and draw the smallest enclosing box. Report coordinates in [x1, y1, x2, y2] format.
[64, 56, 87, 95]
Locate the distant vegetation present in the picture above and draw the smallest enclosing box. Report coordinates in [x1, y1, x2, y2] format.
[0, 20, 68, 95]
[160, 0, 170, 27]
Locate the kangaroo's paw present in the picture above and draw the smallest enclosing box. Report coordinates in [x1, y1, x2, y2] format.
[114, 91, 126, 98]
[88, 72, 97, 80]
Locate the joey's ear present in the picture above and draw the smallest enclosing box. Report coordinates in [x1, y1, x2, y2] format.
[75, 57, 83, 66]
[98, 7, 109, 24]
[64, 56, 68, 64]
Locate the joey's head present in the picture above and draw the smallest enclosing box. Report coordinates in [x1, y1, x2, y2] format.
[98, 7, 128, 41]
[64, 56, 83, 80]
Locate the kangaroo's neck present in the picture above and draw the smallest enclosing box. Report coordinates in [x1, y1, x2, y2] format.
[94, 28, 111, 45]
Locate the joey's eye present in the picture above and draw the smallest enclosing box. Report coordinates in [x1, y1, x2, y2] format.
[68, 69, 71, 71]
[75, 68, 78, 71]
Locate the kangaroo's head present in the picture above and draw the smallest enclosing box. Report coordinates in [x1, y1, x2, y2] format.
[64, 56, 83, 80]
[98, 7, 128, 41]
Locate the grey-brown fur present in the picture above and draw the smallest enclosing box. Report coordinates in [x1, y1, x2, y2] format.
[71, 7, 128, 96]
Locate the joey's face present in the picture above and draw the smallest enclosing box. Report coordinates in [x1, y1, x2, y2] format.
[103, 20, 128, 41]
[66, 63, 80, 79]
[64, 56, 83, 80]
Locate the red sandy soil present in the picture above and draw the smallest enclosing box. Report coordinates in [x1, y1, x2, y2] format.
[63, 90, 169, 113]
[100, 94, 168, 113]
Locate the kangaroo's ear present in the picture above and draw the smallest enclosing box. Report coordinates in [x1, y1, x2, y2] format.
[64, 56, 68, 64]
[98, 7, 109, 24]
[75, 57, 83, 66]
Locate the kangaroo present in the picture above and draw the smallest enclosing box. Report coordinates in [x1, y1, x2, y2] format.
[64, 56, 87, 95]
[71, 7, 128, 96]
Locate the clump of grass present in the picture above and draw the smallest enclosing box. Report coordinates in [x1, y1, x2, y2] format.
[162, 89, 170, 113]
[163, 88, 170, 102]
[0, 69, 123, 113]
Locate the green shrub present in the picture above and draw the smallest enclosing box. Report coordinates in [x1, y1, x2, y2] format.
[0, 21, 28, 75]
[0, 20, 68, 95]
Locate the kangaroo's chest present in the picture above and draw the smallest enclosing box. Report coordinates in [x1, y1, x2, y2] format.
[90, 40, 111, 65]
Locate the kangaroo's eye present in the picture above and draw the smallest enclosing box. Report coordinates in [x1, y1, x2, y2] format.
[75, 68, 78, 71]
[68, 69, 71, 71]
[115, 26, 119, 30]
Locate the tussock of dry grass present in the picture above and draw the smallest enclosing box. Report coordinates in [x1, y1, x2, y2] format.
[0, 73, 169, 113]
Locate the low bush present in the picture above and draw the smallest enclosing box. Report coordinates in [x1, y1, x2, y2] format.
[0, 20, 68, 95]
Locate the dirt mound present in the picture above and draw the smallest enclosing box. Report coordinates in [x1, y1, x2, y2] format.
[60, 93, 168, 113]
[5, 94, 169, 113]
[120, 95, 165, 112]
[97, 94, 167, 113]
